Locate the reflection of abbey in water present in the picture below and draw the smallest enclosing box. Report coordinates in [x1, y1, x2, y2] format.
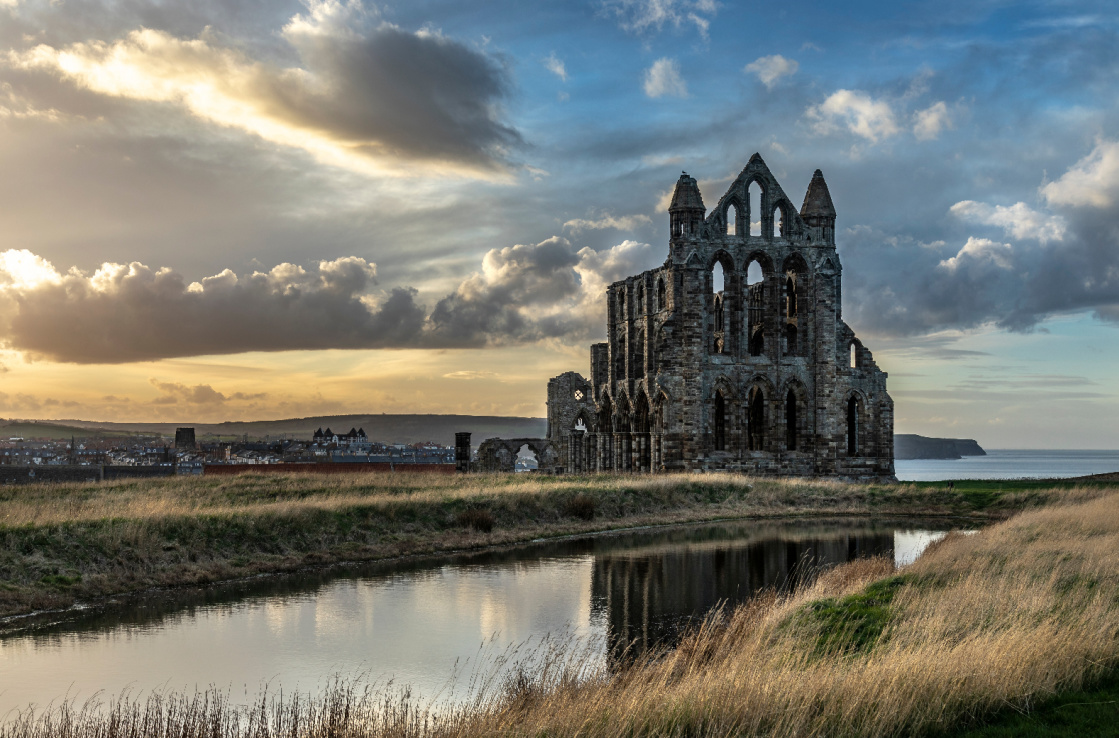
[591, 531, 894, 662]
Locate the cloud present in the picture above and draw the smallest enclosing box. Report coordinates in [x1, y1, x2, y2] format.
[1042, 139, 1119, 209]
[7, 1, 521, 177]
[0, 235, 662, 361]
[0, 251, 427, 362]
[950, 200, 1067, 243]
[149, 379, 267, 405]
[913, 101, 953, 140]
[847, 138, 1119, 336]
[643, 58, 687, 98]
[563, 213, 652, 233]
[806, 89, 899, 143]
[938, 237, 1014, 271]
[442, 370, 498, 380]
[0, 249, 61, 289]
[543, 52, 567, 81]
[0, 392, 44, 412]
[428, 237, 658, 346]
[743, 55, 798, 89]
[600, 0, 717, 37]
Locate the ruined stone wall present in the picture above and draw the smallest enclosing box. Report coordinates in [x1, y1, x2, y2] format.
[546, 372, 595, 470]
[548, 154, 894, 481]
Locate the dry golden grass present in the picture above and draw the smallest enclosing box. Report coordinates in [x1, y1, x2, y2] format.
[4, 489, 1117, 737]
[2, 472, 1113, 619]
[452, 492, 1119, 737]
[1, 471, 1108, 528]
[0, 472, 788, 527]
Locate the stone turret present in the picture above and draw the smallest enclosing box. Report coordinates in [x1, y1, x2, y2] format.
[800, 169, 836, 245]
[669, 172, 705, 240]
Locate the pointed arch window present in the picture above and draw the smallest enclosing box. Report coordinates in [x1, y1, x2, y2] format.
[784, 324, 798, 356]
[786, 389, 798, 451]
[712, 260, 727, 354]
[748, 181, 763, 236]
[714, 392, 726, 451]
[747, 387, 765, 451]
[773, 203, 786, 238]
[634, 330, 645, 376]
[746, 259, 765, 357]
[847, 396, 860, 455]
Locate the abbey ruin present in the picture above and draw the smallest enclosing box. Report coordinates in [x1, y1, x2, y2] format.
[479, 154, 894, 480]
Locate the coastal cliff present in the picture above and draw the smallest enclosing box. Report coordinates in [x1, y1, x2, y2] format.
[895, 434, 987, 460]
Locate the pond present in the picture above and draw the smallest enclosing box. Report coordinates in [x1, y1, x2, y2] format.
[0, 518, 964, 716]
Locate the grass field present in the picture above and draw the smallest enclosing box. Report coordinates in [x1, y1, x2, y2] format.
[3, 485, 1116, 737]
[1, 471, 1114, 619]
[948, 671, 1119, 737]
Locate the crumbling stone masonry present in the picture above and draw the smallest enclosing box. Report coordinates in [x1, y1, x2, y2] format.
[476, 437, 559, 472]
[544, 154, 895, 481]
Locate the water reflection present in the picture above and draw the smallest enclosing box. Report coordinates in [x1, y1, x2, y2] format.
[591, 527, 895, 661]
[0, 518, 965, 715]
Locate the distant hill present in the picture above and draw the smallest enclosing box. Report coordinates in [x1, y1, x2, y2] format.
[0, 420, 146, 441]
[13, 419, 985, 458]
[44, 415, 548, 445]
[895, 434, 986, 460]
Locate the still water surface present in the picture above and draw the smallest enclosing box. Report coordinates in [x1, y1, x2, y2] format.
[0, 519, 958, 716]
[896, 449, 1119, 481]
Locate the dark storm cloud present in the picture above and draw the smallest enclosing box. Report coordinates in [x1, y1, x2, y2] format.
[278, 15, 522, 170]
[6, 2, 521, 174]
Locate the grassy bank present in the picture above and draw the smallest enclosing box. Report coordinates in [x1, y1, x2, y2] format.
[451, 491, 1119, 736]
[4, 488, 1117, 737]
[2, 471, 1115, 619]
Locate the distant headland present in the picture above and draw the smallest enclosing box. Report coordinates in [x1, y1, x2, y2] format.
[895, 434, 986, 460]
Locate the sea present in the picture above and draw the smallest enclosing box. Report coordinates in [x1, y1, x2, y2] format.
[895, 449, 1119, 482]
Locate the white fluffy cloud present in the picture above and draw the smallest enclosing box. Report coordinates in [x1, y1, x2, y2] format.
[938, 237, 1015, 271]
[806, 89, 899, 143]
[1042, 139, 1119, 209]
[643, 57, 687, 98]
[543, 52, 567, 81]
[913, 101, 953, 140]
[743, 55, 799, 89]
[428, 237, 658, 345]
[950, 200, 1067, 244]
[0, 250, 426, 362]
[0, 233, 662, 361]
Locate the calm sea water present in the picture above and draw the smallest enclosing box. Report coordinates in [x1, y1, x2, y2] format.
[0, 519, 957, 716]
[896, 449, 1119, 481]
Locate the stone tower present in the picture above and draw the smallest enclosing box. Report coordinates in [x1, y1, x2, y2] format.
[546, 154, 894, 480]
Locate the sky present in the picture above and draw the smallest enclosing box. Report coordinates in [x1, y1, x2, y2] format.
[0, 0, 1117, 448]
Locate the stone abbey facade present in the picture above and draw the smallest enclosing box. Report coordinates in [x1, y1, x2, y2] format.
[539, 154, 895, 480]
